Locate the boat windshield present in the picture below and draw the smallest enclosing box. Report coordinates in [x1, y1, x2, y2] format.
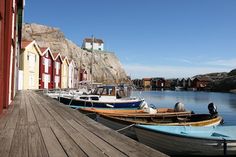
[93, 85, 132, 98]
[93, 86, 116, 96]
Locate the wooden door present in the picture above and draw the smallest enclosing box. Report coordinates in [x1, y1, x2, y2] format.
[28, 53, 35, 72]
[29, 72, 34, 89]
[44, 74, 49, 89]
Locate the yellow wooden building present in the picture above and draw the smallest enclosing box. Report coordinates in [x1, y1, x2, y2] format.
[142, 78, 152, 88]
[61, 56, 69, 88]
[20, 40, 41, 89]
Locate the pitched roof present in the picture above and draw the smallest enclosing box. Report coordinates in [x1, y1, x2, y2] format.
[52, 52, 63, 62]
[53, 52, 60, 59]
[69, 59, 75, 65]
[194, 77, 213, 82]
[80, 69, 87, 73]
[61, 56, 65, 60]
[84, 38, 104, 44]
[39, 47, 54, 58]
[21, 40, 41, 55]
[142, 78, 151, 81]
[61, 56, 69, 65]
[39, 47, 49, 56]
[152, 77, 165, 81]
[21, 40, 33, 48]
[39, 47, 48, 53]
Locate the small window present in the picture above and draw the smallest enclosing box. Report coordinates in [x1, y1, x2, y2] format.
[98, 48, 101, 50]
[80, 97, 89, 100]
[91, 96, 99, 100]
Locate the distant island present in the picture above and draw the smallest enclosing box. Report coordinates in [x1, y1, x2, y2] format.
[132, 69, 236, 93]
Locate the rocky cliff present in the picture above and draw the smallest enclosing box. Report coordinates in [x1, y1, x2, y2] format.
[22, 23, 129, 83]
[209, 69, 236, 92]
[193, 72, 228, 82]
[194, 69, 236, 93]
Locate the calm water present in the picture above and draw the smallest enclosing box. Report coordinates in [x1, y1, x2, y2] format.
[132, 90, 236, 125]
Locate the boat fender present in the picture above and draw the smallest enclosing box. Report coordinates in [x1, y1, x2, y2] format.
[174, 102, 185, 112]
[147, 107, 157, 114]
[106, 104, 114, 108]
[139, 101, 149, 109]
[208, 102, 218, 116]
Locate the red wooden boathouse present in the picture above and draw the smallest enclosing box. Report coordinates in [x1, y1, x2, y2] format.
[0, 0, 24, 114]
[39, 47, 54, 89]
[52, 52, 62, 88]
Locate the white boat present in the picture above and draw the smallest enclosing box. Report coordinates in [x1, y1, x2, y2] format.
[175, 86, 185, 91]
[46, 90, 73, 99]
[58, 85, 144, 108]
[135, 125, 236, 156]
[46, 87, 89, 99]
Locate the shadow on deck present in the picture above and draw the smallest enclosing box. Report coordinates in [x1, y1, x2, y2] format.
[0, 90, 168, 157]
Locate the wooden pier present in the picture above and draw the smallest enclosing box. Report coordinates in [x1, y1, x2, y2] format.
[0, 90, 167, 157]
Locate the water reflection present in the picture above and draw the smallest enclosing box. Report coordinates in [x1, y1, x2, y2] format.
[132, 90, 236, 125]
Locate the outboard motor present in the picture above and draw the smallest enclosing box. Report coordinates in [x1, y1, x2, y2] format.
[174, 102, 185, 112]
[208, 102, 218, 117]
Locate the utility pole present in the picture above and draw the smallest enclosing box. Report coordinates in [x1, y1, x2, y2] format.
[79, 52, 82, 81]
[90, 35, 94, 85]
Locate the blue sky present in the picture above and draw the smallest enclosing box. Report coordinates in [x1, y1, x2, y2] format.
[24, 0, 236, 78]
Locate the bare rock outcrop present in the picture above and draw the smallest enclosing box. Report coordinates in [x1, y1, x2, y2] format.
[22, 23, 129, 83]
[194, 69, 236, 92]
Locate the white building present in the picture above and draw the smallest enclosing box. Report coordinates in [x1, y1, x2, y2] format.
[68, 59, 75, 88]
[82, 38, 104, 51]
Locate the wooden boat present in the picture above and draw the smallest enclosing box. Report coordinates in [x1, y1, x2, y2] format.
[135, 125, 236, 156]
[98, 113, 222, 126]
[78, 106, 184, 114]
[97, 113, 222, 139]
[78, 101, 193, 115]
[58, 85, 144, 108]
[78, 106, 192, 120]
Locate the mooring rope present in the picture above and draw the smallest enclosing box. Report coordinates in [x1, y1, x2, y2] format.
[116, 124, 136, 132]
[223, 138, 227, 156]
[58, 89, 61, 102]
[68, 94, 75, 106]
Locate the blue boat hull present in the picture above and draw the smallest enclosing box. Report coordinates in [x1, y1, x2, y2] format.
[58, 96, 143, 108]
[135, 125, 236, 156]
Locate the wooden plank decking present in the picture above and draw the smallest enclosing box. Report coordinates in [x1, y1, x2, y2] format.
[0, 90, 168, 157]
